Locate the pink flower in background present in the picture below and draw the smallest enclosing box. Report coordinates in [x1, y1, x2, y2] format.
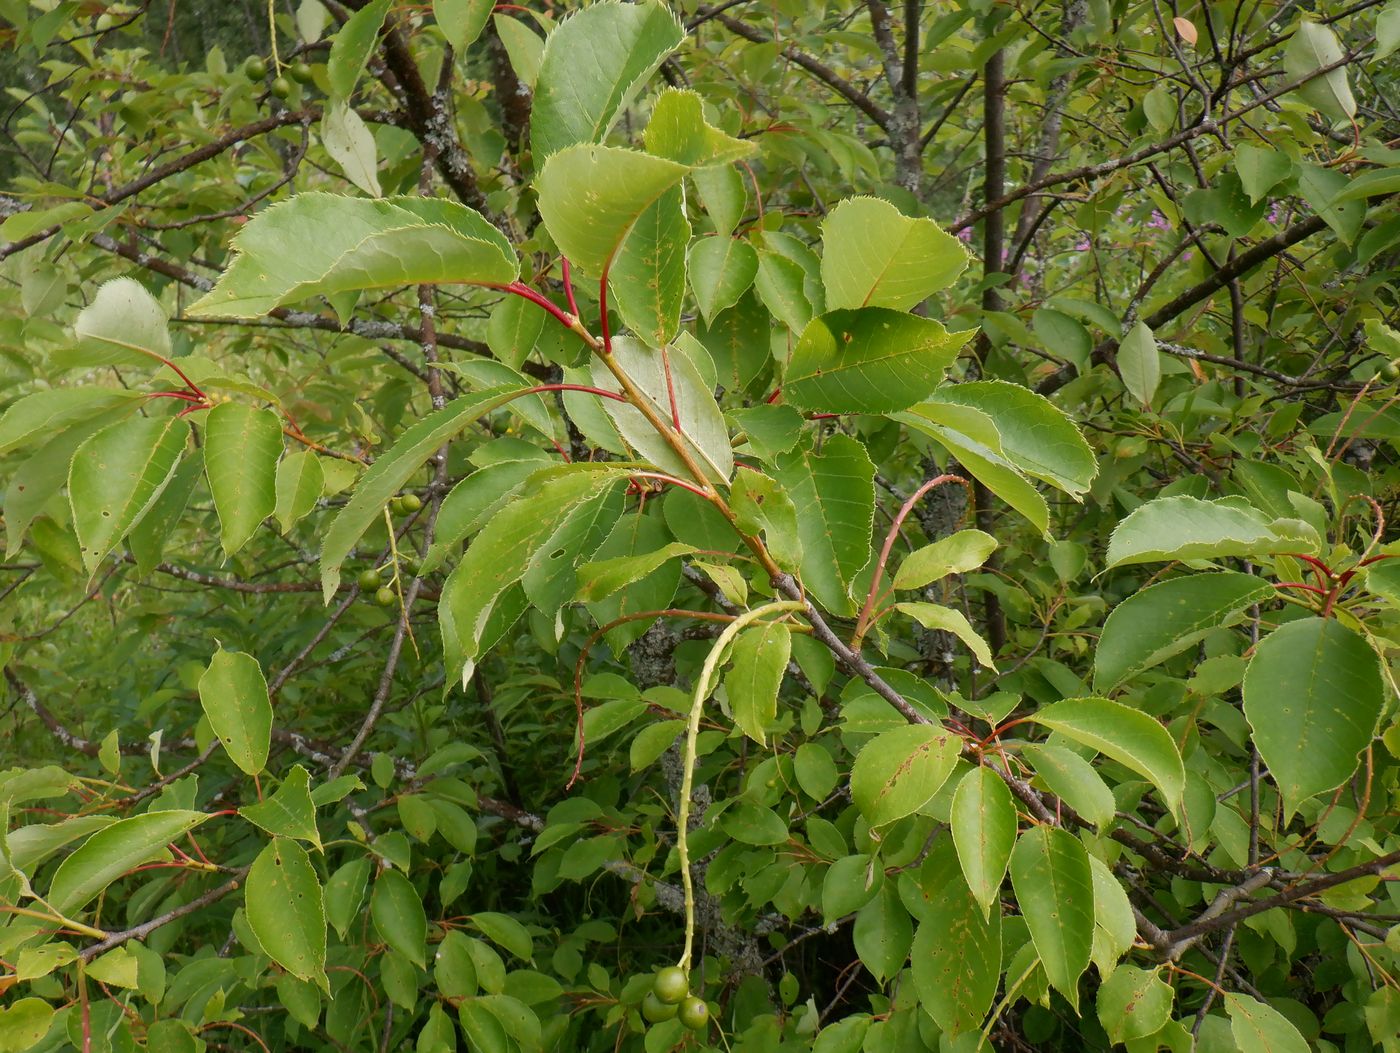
[1074, 238, 1092, 252]
[956, 227, 974, 244]
[1147, 210, 1171, 231]
[1266, 204, 1281, 225]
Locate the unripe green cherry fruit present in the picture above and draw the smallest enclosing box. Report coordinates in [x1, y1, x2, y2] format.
[678, 996, 709, 1031]
[652, 966, 689, 1005]
[270, 76, 292, 100]
[243, 56, 267, 80]
[398, 493, 422, 513]
[357, 568, 382, 590]
[641, 991, 677, 1023]
[290, 62, 314, 85]
[1381, 359, 1400, 381]
[375, 586, 396, 606]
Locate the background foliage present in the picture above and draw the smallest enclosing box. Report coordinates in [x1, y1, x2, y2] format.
[1, 0, 1400, 1050]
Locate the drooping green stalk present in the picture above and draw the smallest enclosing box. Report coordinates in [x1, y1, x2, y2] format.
[675, 599, 804, 971]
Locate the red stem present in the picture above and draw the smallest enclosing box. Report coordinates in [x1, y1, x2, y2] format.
[851, 474, 971, 648]
[1288, 553, 1334, 580]
[489, 281, 577, 332]
[145, 390, 205, 404]
[1274, 581, 1329, 597]
[152, 353, 207, 400]
[560, 257, 580, 319]
[628, 471, 712, 499]
[525, 383, 629, 404]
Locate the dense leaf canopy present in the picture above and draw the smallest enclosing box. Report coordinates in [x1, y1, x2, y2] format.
[1, 0, 1399, 1051]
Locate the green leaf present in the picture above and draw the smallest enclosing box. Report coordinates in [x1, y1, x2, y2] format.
[811, 1017, 871, 1053]
[1243, 617, 1384, 820]
[72, 277, 171, 369]
[575, 541, 696, 603]
[0, 199, 90, 241]
[950, 767, 1017, 918]
[522, 484, 623, 618]
[895, 602, 997, 670]
[418, 1003, 457, 1053]
[239, 765, 321, 848]
[1118, 322, 1160, 408]
[1097, 966, 1173, 1044]
[1297, 162, 1366, 244]
[1225, 993, 1310, 1053]
[927, 381, 1097, 497]
[1283, 20, 1355, 121]
[321, 100, 381, 198]
[1023, 743, 1116, 830]
[441, 464, 629, 684]
[1335, 168, 1400, 203]
[644, 87, 757, 167]
[1106, 495, 1316, 567]
[755, 248, 814, 332]
[894, 529, 997, 591]
[853, 882, 913, 983]
[204, 402, 281, 556]
[1009, 826, 1094, 1010]
[725, 620, 791, 745]
[593, 336, 733, 482]
[1029, 697, 1185, 820]
[325, 858, 370, 940]
[1032, 307, 1091, 373]
[610, 186, 690, 348]
[850, 724, 961, 827]
[1094, 572, 1274, 691]
[487, 291, 547, 372]
[129, 449, 202, 576]
[1234, 144, 1294, 204]
[327, 0, 390, 100]
[47, 810, 208, 914]
[583, 510, 682, 652]
[470, 911, 533, 962]
[1142, 83, 1175, 133]
[1379, 3, 1400, 62]
[1088, 854, 1136, 972]
[911, 877, 1000, 1036]
[433, 0, 492, 50]
[771, 434, 875, 616]
[372, 868, 429, 968]
[689, 236, 759, 326]
[536, 146, 689, 279]
[86, 946, 137, 989]
[188, 194, 517, 319]
[69, 414, 188, 575]
[783, 308, 974, 414]
[820, 196, 968, 311]
[898, 402, 1050, 538]
[0, 999, 54, 1052]
[198, 646, 273, 776]
[0, 388, 138, 457]
[730, 404, 804, 462]
[321, 387, 527, 600]
[529, 0, 684, 158]
[247, 837, 328, 989]
[493, 14, 543, 88]
[274, 451, 324, 534]
[692, 164, 746, 237]
[730, 468, 803, 572]
[5, 430, 112, 551]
